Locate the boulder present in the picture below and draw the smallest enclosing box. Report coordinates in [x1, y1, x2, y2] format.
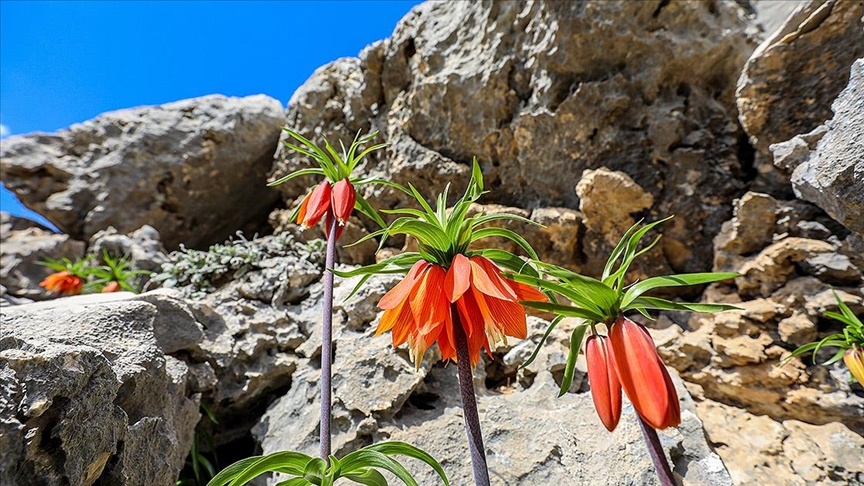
[772, 58, 864, 237]
[0, 293, 201, 485]
[0, 212, 85, 301]
[0, 95, 285, 249]
[737, 0, 864, 155]
[271, 0, 763, 276]
[696, 399, 864, 486]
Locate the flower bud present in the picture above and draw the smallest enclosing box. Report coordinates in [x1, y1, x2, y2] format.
[297, 182, 332, 229]
[102, 281, 121, 293]
[331, 179, 356, 226]
[609, 316, 680, 429]
[844, 346, 864, 387]
[586, 334, 622, 431]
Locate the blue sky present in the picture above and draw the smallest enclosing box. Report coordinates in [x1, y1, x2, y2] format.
[0, 0, 421, 230]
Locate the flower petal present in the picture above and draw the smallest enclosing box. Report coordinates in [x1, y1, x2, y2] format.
[378, 261, 428, 310]
[484, 295, 528, 340]
[445, 253, 472, 303]
[469, 256, 518, 301]
[409, 264, 448, 332]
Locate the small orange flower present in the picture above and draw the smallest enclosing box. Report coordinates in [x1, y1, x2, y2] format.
[102, 281, 121, 293]
[608, 317, 680, 430]
[297, 182, 332, 231]
[39, 271, 83, 296]
[586, 334, 622, 431]
[376, 254, 547, 367]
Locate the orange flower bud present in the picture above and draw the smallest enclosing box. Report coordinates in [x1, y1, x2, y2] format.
[331, 179, 356, 226]
[102, 281, 121, 293]
[586, 334, 622, 431]
[609, 316, 680, 430]
[845, 346, 864, 387]
[297, 182, 332, 230]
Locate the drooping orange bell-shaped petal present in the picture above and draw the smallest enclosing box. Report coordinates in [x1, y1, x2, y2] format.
[331, 179, 356, 225]
[484, 294, 527, 340]
[102, 281, 121, 293]
[445, 253, 472, 303]
[409, 264, 448, 335]
[608, 316, 680, 430]
[845, 346, 864, 387]
[378, 261, 428, 310]
[469, 256, 518, 301]
[586, 335, 622, 432]
[298, 182, 331, 229]
[508, 280, 548, 303]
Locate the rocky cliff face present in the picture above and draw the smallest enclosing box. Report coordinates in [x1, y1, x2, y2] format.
[1, 1, 863, 485]
[272, 0, 764, 278]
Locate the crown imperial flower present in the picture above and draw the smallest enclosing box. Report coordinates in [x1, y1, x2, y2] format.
[340, 159, 547, 368]
[39, 270, 84, 296]
[376, 254, 546, 367]
[269, 129, 389, 240]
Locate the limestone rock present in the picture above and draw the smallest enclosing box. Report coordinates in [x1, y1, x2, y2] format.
[272, 0, 762, 276]
[576, 168, 654, 246]
[0, 212, 86, 301]
[0, 293, 200, 485]
[735, 237, 837, 297]
[0, 95, 285, 249]
[779, 59, 864, 237]
[714, 192, 778, 258]
[737, 0, 864, 154]
[697, 399, 864, 486]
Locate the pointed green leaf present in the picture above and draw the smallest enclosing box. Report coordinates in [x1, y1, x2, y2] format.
[558, 324, 590, 397]
[622, 272, 739, 308]
[267, 168, 326, 187]
[521, 315, 564, 369]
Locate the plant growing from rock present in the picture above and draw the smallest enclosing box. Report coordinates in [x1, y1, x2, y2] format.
[783, 291, 864, 387]
[338, 160, 547, 486]
[209, 130, 448, 486]
[39, 252, 148, 295]
[151, 232, 305, 297]
[513, 218, 739, 486]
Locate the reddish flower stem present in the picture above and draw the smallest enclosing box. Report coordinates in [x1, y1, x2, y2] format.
[637, 415, 676, 486]
[452, 304, 491, 486]
[320, 217, 338, 462]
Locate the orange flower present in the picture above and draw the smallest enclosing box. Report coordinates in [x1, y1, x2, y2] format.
[102, 281, 121, 293]
[608, 317, 680, 429]
[586, 334, 622, 431]
[39, 271, 83, 296]
[297, 182, 332, 230]
[331, 179, 356, 226]
[376, 254, 547, 367]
